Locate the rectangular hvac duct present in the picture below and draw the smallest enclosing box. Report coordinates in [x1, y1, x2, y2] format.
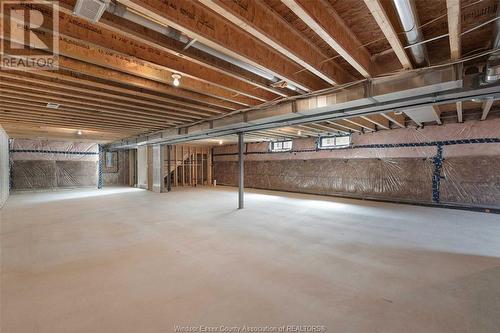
[73, 0, 109, 22]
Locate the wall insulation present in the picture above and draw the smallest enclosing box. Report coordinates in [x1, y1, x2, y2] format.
[213, 120, 500, 210]
[0, 126, 9, 208]
[10, 139, 99, 191]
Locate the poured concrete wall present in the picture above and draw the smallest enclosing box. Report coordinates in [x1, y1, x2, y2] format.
[0, 126, 9, 208]
[10, 139, 98, 191]
[214, 120, 500, 209]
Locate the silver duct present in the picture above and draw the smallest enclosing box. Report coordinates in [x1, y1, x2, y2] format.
[485, 0, 500, 82]
[393, 0, 428, 67]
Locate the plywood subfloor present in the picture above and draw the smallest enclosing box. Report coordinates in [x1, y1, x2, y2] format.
[1, 187, 499, 333]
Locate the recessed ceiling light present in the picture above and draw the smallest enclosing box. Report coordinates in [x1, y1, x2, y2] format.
[77, 130, 82, 135]
[46, 102, 60, 109]
[218, 140, 223, 145]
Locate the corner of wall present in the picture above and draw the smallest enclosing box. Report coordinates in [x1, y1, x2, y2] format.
[0, 125, 10, 209]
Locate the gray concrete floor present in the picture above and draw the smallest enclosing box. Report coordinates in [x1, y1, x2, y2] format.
[1, 186, 499, 333]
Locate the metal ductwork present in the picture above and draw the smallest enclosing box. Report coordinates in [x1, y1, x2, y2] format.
[73, 0, 110, 23]
[485, 0, 500, 83]
[393, 0, 428, 67]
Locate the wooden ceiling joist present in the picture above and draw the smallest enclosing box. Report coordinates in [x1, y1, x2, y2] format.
[0, 87, 193, 124]
[119, 0, 329, 92]
[446, 0, 461, 60]
[0, 99, 177, 129]
[0, 72, 221, 118]
[200, 0, 352, 85]
[0, 106, 164, 132]
[343, 117, 376, 131]
[382, 112, 406, 128]
[361, 114, 390, 130]
[57, 56, 242, 110]
[57, 0, 291, 98]
[19, 70, 229, 114]
[0, 80, 205, 122]
[363, 0, 413, 70]
[282, 0, 372, 78]
[51, 9, 280, 103]
[0, 112, 149, 133]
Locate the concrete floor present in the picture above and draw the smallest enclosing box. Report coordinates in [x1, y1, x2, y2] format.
[1, 187, 499, 333]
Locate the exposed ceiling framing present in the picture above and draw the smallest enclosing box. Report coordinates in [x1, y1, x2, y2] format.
[0, 0, 498, 144]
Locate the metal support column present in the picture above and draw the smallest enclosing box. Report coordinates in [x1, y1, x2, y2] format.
[167, 145, 172, 192]
[238, 132, 244, 209]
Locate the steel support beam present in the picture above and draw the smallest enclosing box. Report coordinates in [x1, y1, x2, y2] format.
[238, 132, 244, 209]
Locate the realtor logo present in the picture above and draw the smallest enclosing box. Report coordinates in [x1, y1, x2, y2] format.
[1, 0, 59, 70]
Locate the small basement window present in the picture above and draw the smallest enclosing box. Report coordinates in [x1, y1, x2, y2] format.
[318, 135, 351, 149]
[270, 140, 292, 152]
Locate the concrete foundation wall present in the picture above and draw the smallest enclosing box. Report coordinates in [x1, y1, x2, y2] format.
[10, 139, 99, 191]
[213, 120, 500, 209]
[0, 126, 9, 208]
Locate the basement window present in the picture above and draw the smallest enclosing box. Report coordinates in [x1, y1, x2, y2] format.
[269, 140, 292, 152]
[318, 135, 351, 149]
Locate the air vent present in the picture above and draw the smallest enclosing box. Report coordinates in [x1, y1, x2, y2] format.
[73, 0, 109, 23]
[46, 102, 60, 109]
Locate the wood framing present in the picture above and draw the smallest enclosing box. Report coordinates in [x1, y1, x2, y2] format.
[200, 0, 353, 85]
[363, 0, 413, 69]
[446, 0, 461, 60]
[282, 0, 372, 78]
[119, 0, 329, 92]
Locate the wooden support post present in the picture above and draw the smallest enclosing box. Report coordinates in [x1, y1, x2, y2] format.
[167, 145, 172, 192]
[238, 132, 244, 209]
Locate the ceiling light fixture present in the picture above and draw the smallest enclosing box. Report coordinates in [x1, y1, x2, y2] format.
[46, 102, 60, 109]
[172, 73, 182, 87]
[218, 140, 223, 145]
[297, 130, 302, 135]
[77, 130, 82, 135]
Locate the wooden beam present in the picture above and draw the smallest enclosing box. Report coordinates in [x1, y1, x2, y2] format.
[0, 72, 221, 118]
[52, 8, 280, 102]
[361, 114, 390, 130]
[0, 87, 189, 124]
[282, 0, 372, 78]
[328, 120, 362, 133]
[0, 104, 167, 130]
[200, 0, 352, 85]
[456, 101, 463, 123]
[432, 105, 442, 124]
[56, 56, 242, 110]
[481, 98, 494, 120]
[446, 0, 461, 60]
[1, 123, 127, 142]
[81, 2, 291, 98]
[0, 99, 174, 131]
[0, 80, 202, 122]
[0, 113, 146, 133]
[308, 123, 343, 134]
[16, 70, 229, 114]
[363, 0, 413, 70]
[120, 0, 329, 92]
[344, 117, 376, 131]
[382, 112, 406, 128]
